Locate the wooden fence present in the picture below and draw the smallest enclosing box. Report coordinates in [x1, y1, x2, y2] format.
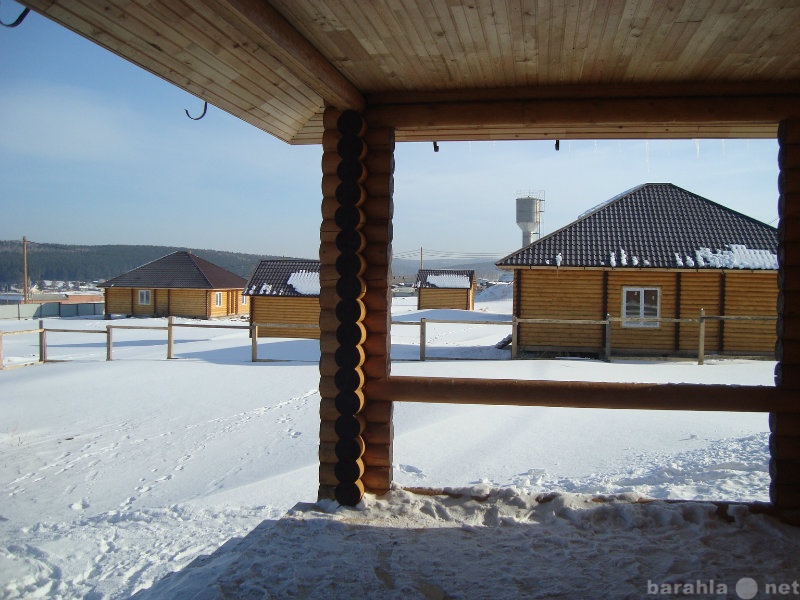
[0, 317, 320, 369]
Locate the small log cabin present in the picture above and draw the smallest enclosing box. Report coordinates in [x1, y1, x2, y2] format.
[245, 259, 321, 339]
[100, 251, 247, 319]
[21, 1, 800, 518]
[415, 269, 476, 311]
[497, 184, 778, 357]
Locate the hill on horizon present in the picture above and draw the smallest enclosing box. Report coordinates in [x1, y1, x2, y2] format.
[0, 241, 510, 287]
[0, 241, 296, 285]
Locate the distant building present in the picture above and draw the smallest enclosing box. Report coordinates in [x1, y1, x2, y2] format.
[497, 183, 778, 357]
[244, 259, 320, 339]
[99, 251, 247, 319]
[415, 269, 476, 310]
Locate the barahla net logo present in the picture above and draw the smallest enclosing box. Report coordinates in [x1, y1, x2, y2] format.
[647, 577, 800, 598]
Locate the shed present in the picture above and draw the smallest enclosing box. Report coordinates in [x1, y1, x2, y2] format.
[415, 269, 475, 311]
[99, 251, 247, 319]
[244, 259, 320, 339]
[497, 184, 778, 357]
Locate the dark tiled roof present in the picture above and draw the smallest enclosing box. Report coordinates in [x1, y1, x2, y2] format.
[497, 183, 777, 270]
[99, 251, 246, 289]
[244, 259, 320, 297]
[415, 269, 476, 289]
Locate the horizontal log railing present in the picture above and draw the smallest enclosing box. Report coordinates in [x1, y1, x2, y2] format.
[365, 377, 792, 412]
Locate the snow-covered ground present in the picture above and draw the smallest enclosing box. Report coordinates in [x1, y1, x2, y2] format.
[1, 290, 797, 599]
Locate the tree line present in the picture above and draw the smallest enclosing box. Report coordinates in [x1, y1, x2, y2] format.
[0, 241, 289, 285]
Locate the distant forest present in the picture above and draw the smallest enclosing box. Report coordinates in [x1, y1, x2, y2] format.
[0, 241, 289, 285]
[0, 240, 507, 287]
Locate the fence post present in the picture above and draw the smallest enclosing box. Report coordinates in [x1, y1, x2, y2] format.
[251, 324, 258, 362]
[511, 316, 518, 359]
[167, 316, 175, 359]
[0, 331, 4, 370]
[420, 318, 427, 361]
[106, 325, 113, 361]
[604, 313, 612, 362]
[39, 320, 46, 363]
[698, 308, 706, 365]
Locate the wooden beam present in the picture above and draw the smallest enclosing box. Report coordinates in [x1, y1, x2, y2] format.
[366, 95, 800, 141]
[222, 0, 364, 111]
[366, 376, 797, 413]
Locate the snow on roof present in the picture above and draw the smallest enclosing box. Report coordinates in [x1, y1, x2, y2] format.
[425, 274, 472, 289]
[287, 271, 320, 296]
[695, 245, 778, 270]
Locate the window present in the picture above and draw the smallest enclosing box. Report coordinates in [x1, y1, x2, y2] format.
[138, 290, 151, 305]
[215, 291, 222, 307]
[241, 294, 248, 306]
[622, 287, 660, 327]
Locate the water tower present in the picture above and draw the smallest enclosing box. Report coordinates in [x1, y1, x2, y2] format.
[516, 190, 545, 247]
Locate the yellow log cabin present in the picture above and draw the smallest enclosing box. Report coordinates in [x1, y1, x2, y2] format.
[244, 259, 321, 339]
[100, 251, 248, 319]
[415, 269, 476, 311]
[498, 184, 778, 358]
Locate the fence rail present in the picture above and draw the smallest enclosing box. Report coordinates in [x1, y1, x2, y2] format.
[392, 311, 776, 363]
[0, 317, 319, 369]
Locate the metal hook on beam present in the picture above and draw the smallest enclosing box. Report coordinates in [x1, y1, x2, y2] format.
[0, 5, 30, 28]
[433, 141, 439, 152]
[184, 101, 208, 121]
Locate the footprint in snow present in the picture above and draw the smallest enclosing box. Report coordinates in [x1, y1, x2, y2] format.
[399, 464, 426, 478]
[70, 499, 90, 510]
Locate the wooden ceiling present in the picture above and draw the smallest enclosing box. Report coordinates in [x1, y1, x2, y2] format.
[21, 0, 800, 144]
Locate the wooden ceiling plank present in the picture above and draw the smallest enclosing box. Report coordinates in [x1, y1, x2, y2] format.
[220, 0, 364, 111]
[190, 0, 323, 124]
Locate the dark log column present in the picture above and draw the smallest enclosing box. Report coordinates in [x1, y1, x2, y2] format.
[318, 107, 394, 505]
[773, 118, 800, 519]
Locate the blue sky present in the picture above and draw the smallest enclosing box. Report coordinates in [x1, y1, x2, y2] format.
[0, 3, 780, 260]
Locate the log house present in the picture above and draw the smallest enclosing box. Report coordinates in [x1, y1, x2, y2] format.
[416, 269, 476, 311]
[498, 183, 778, 357]
[244, 259, 321, 339]
[18, 1, 800, 520]
[100, 251, 247, 319]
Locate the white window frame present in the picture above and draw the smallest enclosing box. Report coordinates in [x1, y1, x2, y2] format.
[138, 289, 151, 305]
[622, 286, 661, 328]
[215, 291, 223, 307]
[241, 294, 248, 305]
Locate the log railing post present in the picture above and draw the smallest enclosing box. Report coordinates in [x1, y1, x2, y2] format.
[167, 316, 175, 359]
[106, 325, 112, 361]
[39, 320, 46, 363]
[604, 313, 612, 362]
[511, 316, 518, 359]
[773, 117, 800, 521]
[419, 318, 427, 361]
[251, 324, 258, 362]
[698, 308, 706, 365]
[0, 331, 4, 370]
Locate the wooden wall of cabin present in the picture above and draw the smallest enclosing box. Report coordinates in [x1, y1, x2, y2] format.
[168, 290, 210, 318]
[516, 269, 604, 351]
[417, 288, 472, 310]
[103, 288, 132, 315]
[606, 271, 677, 354]
[208, 288, 246, 318]
[251, 296, 321, 338]
[677, 271, 721, 352]
[723, 271, 777, 353]
[516, 269, 776, 355]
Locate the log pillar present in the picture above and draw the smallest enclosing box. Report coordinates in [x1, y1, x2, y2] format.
[773, 118, 800, 519]
[318, 107, 394, 505]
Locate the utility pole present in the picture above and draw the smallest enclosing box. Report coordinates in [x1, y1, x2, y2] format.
[22, 236, 30, 304]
